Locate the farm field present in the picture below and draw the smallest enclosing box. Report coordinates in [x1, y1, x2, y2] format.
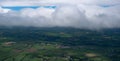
[0, 27, 120, 61]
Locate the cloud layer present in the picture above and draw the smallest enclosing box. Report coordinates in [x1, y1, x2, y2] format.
[0, 0, 120, 29]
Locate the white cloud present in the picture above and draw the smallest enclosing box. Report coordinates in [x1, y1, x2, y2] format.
[20, 7, 54, 18]
[0, 7, 11, 13]
[0, 0, 120, 6]
[0, 0, 120, 29]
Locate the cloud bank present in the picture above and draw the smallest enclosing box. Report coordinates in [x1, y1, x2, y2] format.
[0, 0, 120, 29]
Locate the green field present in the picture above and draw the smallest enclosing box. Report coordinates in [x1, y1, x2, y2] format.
[0, 27, 120, 61]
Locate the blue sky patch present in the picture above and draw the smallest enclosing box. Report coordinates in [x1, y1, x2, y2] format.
[2, 6, 56, 11]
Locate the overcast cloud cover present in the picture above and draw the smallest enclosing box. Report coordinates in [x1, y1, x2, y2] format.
[0, 0, 120, 29]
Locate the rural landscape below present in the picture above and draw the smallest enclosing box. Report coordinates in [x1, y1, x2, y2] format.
[0, 27, 119, 61]
[0, 0, 120, 61]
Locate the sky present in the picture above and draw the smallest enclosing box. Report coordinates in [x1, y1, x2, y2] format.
[0, 0, 120, 29]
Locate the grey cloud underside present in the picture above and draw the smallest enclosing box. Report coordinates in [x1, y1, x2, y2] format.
[0, 4, 120, 29]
